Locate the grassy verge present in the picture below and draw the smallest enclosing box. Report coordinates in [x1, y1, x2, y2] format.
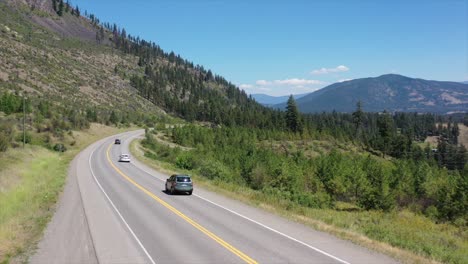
[130, 139, 467, 264]
[0, 123, 138, 263]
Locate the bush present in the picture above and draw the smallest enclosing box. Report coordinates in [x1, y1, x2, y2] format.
[53, 143, 67, 152]
[175, 152, 195, 170]
[0, 132, 9, 152]
[15, 131, 31, 144]
[198, 159, 232, 181]
[293, 192, 333, 209]
[424, 205, 439, 220]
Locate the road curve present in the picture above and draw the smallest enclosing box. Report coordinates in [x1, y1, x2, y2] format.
[33, 130, 399, 264]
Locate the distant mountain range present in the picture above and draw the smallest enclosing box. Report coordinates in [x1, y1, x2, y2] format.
[274, 74, 468, 114]
[250, 93, 309, 106]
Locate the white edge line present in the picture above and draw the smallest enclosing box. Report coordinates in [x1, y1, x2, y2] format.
[127, 133, 351, 264]
[192, 195, 350, 264]
[89, 141, 156, 264]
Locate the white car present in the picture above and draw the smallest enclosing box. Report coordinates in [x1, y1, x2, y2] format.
[119, 154, 131, 162]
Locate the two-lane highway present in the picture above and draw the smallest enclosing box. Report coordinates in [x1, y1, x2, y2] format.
[87, 130, 398, 264]
[34, 130, 399, 263]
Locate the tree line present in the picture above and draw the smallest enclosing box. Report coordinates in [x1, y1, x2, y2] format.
[0, 91, 163, 153]
[143, 124, 467, 223]
[51, 0, 80, 17]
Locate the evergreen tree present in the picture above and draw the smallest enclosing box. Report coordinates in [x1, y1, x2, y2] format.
[109, 110, 119, 124]
[377, 111, 394, 157]
[352, 100, 364, 137]
[285, 95, 302, 133]
[57, 0, 64, 16]
[51, 0, 57, 12]
[100, 26, 105, 42]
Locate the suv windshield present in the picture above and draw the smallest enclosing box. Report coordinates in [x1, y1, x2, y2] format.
[176, 176, 191, 182]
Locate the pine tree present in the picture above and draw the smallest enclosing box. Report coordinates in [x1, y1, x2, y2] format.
[100, 27, 105, 41]
[52, 0, 57, 11]
[57, 0, 64, 16]
[352, 100, 364, 137]
[285, 95, 302, 133]
[377, 111, 394, 157]
[95, 30, 101, 44]
[109, 110, 119, 124]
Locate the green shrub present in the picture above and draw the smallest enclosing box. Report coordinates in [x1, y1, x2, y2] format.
[15, 131, 31, 144]
[53, 143, 66, 152]
[175, 152, 195, 170]
[198, 159, 232, 181]
[0, 132, 9, 152]
[424, 205, 439, 220]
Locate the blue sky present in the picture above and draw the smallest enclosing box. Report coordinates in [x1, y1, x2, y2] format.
[73, 0, 467, 96]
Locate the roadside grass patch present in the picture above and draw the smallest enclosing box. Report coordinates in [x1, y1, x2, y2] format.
[0, 146, 63, 263]
[0, 124, 137, 263]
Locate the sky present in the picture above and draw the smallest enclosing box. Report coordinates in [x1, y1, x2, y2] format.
[72, 0, 467, 96]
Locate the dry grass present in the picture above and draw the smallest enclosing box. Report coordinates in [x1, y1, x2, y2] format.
[424, 136, 439, 147]
[458, 124, 468, 147]
[424, 124, 468, 148]
[258, 138, 367, 160]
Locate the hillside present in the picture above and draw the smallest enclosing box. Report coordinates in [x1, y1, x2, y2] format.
[275, 74, 468, 113]
[0, 0, 162, 118]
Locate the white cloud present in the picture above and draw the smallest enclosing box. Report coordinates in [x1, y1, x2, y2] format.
[274, 78, 323, 85]
[240, 78, 326, 96]
[311, 65, 350, 75]
[256, 78, 323, 86]
[337, 78, 352, 83]
[256, 80, 270, 86]
[239, 84, 253, 89]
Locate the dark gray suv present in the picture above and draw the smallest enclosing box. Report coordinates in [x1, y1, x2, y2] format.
[165, 174, 193, 195]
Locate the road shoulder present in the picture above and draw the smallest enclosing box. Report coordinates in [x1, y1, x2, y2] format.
[31, 131, 148, 264]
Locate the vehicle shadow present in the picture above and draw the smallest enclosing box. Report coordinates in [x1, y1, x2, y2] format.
[161, 190, 190, 196]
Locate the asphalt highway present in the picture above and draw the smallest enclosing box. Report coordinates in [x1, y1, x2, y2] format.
[32, 130, 399, 264]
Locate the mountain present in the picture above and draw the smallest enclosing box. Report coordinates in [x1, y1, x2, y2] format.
[275, 74, 468, 114]
[0, 0, 161, 118]
[251, 93, 309, 106]
[462, 81, 468, 84]
[0, 0, 278, 128]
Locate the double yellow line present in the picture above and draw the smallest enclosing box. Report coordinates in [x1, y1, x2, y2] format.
[106, 144, 258, 264]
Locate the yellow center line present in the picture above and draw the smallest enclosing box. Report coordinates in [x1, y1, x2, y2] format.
[106, 144, 258, 264]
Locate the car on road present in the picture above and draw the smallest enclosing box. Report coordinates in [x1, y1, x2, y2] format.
[115, 139, 121, 144]
[119, 154, 131, 162]
[165, 174, 193, 195]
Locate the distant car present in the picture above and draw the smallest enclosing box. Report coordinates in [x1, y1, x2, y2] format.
[119, 154, 130, 162]
[115, 139, 121, 144]
[165, 174, 193, 195]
